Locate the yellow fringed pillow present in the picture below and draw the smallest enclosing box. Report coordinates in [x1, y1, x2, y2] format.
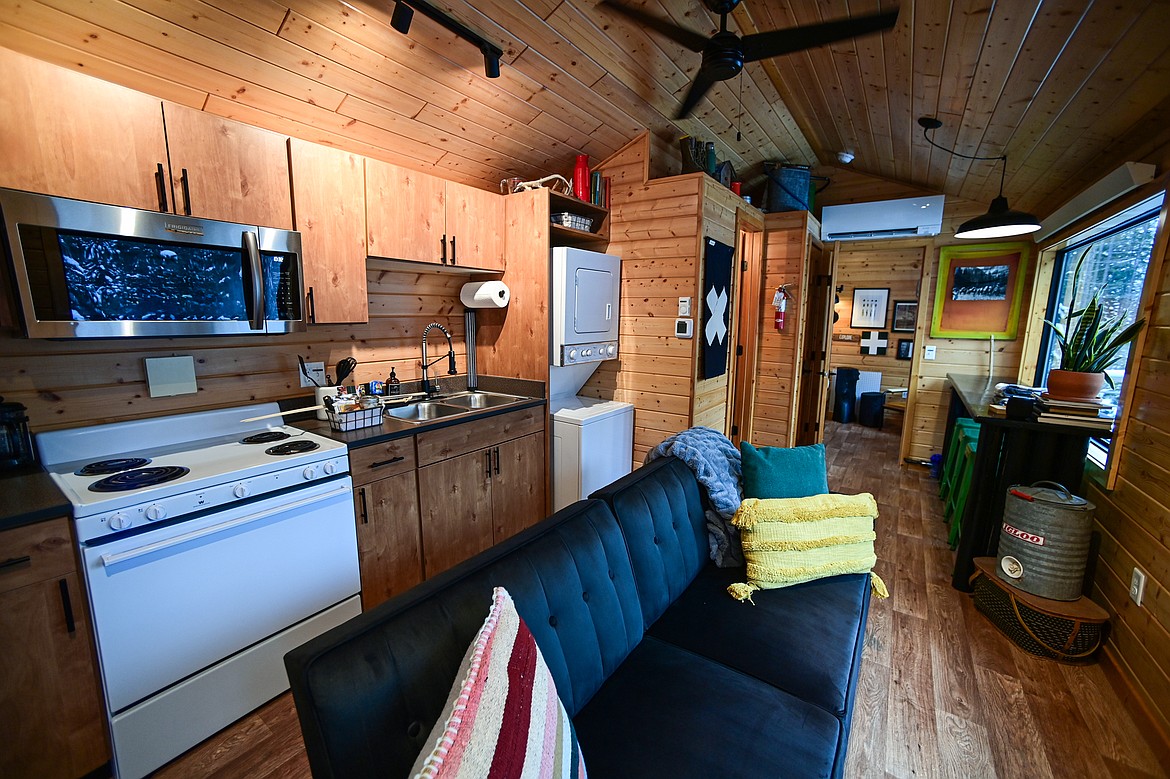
[727, 493, 888, 604]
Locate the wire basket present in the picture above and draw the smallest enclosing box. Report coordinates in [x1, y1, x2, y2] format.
[550, 212, 594, 232]
[327, 405, 383, 432]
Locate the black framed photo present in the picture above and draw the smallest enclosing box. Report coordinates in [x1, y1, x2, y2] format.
[892, 300, 917, 332]
[896, 339, 914, 360]
[850, 288, 889, 329]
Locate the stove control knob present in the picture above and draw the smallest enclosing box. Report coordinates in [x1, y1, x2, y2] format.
[145, 504, 167, 521]
[233, 483, 250, 499]
[323, 461, 337, 475]
[108, 513, 131, 531]
[303, 465, 317, 480]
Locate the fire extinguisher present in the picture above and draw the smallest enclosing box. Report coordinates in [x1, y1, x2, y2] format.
[772, 285, 792, 331]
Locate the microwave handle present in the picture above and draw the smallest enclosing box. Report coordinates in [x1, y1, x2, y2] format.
[242, 231, 264, 330]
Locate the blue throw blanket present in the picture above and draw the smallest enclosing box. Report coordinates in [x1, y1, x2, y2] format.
[647, 427, 743, 567]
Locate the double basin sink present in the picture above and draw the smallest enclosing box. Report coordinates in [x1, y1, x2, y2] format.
[383, 391, 528, 424]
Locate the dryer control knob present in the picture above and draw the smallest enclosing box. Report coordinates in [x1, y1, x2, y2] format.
[567, 349, 577, 362]
[233, 483, 250, 499]
[606, 344, 617, 357]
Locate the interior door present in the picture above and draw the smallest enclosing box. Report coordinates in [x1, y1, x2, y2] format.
[727, 218, 764, 446]
[794, 238, 834, 445]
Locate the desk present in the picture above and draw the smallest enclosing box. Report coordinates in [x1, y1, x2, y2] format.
[945, 374, 1101, 591]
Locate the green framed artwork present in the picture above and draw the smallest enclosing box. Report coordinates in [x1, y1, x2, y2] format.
[930, 241, 1031, 339]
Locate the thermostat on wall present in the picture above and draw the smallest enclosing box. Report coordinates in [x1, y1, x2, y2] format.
[675, 318, 694, 339]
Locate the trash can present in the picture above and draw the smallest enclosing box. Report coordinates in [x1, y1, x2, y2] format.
[996, 482, 1096, 601]
[833, 368, 860, 423]
[858, 392, 885, 428]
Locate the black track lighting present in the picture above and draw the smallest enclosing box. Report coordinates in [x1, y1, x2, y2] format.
[389, 0, 503, 79]
[390, 1, 413, 33]
[917, 117, 1040, 240]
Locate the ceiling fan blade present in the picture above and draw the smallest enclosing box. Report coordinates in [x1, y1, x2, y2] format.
[599, 0, 710, 53]
[675, 68, 718, 120]
[741, 9, 900, 62]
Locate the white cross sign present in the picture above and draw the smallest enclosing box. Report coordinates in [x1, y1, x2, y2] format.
[860, 331, 888, 355]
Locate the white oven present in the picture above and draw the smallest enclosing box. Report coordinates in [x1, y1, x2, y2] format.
[550, 246, 621, 366]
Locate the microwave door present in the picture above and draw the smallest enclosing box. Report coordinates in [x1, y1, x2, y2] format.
[573, 268, 614, 335]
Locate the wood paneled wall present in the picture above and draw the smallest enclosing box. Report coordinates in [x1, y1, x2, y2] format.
[0, 267, 468, 432]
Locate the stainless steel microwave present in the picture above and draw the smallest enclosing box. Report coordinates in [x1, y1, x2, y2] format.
[0, 187, 304, 338]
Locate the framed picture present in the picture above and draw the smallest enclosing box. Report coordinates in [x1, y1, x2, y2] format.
[896, 339, 913, 360]
[892, 301, 917, 332]
[930, 242, 1032, 339]
[850, 288, 889, 329]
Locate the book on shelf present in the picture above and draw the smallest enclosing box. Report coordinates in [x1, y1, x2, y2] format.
[1032, 413, 1114, 430]
[1038, 394, 1111, 410]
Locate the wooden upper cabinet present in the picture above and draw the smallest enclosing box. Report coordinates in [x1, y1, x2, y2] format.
[446, 181, 504, 270]
[162, 103, 293, 229]
[290, 139, 369, 324]
[0, 48, 169, 211]
[366, 158, 446, 264]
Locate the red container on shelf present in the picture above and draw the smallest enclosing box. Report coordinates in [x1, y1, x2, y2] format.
[573, 154, 590, 201]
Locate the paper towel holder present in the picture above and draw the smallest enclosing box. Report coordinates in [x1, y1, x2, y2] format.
[460, 280, 510, 309]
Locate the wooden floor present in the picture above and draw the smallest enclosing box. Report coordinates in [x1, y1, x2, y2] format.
[154, 420, 1168, 778]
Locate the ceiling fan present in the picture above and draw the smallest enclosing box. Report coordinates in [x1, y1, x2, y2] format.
[599, 0, 900, 119]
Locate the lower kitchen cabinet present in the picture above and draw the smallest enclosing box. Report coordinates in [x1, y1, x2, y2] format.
[418, 449, 495, 578]
[491, 432, 546, 543]
[0, 518, 108, 779]
[349, 437, 423, 611]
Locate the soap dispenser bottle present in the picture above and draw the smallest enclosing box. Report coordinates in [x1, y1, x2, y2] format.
[386, 367, 401, 396]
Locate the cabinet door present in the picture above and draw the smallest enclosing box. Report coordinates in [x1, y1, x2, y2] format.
[365, 158, 446, 264]
[162, 102, 293, 229]
[418, 449, 494, 578]
[0, 48, 168, 211]
[491, 432, 547, 543]
[445, 181, 505, 270]
[355, 471, 424, 611]
[290, 139, 369, 324]
[0, 573, 108, 779]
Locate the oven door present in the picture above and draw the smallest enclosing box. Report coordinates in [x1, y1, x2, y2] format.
[82, 477, 357, 713]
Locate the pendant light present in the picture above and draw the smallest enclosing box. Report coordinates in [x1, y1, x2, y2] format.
[918, 118, 1040, 240]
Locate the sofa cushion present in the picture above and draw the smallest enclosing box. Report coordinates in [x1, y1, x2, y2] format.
[589, 457, 708, 626]
[285, 499, 642, 779]
[646, 566, 871, 718]
[410, 587, 586, 779]
[573, 636, 841, 779]
[740, 441, 829, 499]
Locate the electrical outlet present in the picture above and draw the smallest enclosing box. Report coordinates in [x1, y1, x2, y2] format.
[1130, 567, 1147, 606]
[924, 345, 937, 360]
[299, 361, 326, 388]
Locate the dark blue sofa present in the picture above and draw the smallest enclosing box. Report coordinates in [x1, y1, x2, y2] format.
[284, 456, 872, 778]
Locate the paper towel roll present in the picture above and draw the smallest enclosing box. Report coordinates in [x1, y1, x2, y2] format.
[460, 281, 510, 308]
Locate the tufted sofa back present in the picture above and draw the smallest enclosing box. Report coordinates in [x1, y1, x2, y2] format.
[590, 456, 709, 627]
[285, 499, 643, 779]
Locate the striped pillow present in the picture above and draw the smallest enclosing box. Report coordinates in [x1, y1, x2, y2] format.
[411, 587, 587, 779]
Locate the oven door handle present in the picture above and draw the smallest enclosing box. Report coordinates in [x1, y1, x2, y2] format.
[99, 483, 351, 569]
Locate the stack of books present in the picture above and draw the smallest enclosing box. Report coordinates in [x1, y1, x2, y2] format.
[1031, 395, 1115, 432]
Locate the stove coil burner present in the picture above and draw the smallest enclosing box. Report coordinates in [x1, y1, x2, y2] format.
[76, 457, 152, 476]
[241, 431, 291, 444]
[265, 440, 320, 456]
[88, 466, 191, 493]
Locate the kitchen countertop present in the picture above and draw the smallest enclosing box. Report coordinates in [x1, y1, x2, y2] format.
[0, 467, 71, 532]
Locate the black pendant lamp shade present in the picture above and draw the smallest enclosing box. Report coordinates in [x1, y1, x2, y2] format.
[918, 117, 1041, 240]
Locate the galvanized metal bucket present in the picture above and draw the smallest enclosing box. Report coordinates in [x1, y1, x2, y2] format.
[996, 481, 1095, 601]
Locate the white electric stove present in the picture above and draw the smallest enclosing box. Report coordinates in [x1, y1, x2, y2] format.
[36, 404, 360, 779]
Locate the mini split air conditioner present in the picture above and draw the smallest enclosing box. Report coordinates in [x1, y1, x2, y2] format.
[820, 195, 946, 242]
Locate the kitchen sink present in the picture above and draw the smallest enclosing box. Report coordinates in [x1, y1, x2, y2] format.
[440, 391, 526, 410]
[384, 401, 469, 423]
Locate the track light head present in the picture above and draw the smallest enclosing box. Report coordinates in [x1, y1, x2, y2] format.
[483, 51, 500, 78]
[390, 1, 413, 33]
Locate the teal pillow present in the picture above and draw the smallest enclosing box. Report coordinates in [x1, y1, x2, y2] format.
[740, 441, 829, 499]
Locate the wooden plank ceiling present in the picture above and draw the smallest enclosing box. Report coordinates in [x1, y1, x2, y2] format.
[2, 0, 1169, 217]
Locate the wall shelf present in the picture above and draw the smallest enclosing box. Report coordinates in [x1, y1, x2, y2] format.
[549, 191, 608, 249]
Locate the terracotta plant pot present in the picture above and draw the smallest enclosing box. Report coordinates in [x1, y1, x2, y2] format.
[1046, 369, 1106, 402]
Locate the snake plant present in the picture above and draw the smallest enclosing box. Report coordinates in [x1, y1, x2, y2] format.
[1044, 248, 1145, 386]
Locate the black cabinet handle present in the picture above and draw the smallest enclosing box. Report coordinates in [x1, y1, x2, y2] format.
[449, 235, 456, 265]
[154, 163, 169, 212]
[440, 234, 448, 265]
[58, 579, 76, 634]
[0, 555, 31, 571]
[369, 456, 405, 469]
[493, 446, 500, 475]
[358, 486, 369, 525]
[306, 287, 316, 324]
[180, 168, 192, 215]
[484, 450, 492, 478]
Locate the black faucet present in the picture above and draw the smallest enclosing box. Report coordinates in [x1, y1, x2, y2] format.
[421, 322, 457, 395]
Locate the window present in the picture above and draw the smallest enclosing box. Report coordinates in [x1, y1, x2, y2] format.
[1036, 198, 1162, 405]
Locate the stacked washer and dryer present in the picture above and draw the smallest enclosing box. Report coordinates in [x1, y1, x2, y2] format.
[548, 247, 634, 511]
